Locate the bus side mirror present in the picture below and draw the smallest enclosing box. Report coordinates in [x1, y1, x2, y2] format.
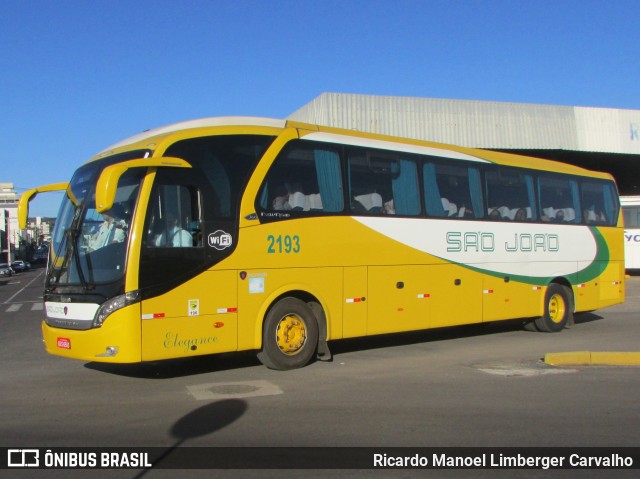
[18, 182, 69, 229]
[95, 157, 192, 213]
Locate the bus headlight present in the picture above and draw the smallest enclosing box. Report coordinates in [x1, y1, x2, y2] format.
[93, 290, 141, 328]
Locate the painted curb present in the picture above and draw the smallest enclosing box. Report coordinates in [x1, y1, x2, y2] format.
[545, 351, 640, 366]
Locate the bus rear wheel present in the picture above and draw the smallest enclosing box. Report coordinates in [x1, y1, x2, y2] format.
[257, 297, 319, 370]
[533, 283, 573, 332]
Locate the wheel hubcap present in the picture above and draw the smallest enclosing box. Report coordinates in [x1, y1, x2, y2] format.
[548, 293, 566, 323]
[276, 314, 307, 355]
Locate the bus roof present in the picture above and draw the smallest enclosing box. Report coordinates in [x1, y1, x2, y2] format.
[89, 115, 614, 181]
[94, 117, 287, 158]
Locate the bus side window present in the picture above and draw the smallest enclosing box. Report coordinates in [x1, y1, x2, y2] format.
[139, 171, 207, 292]
[424, 161, 483, 219]
[258, 142, 344, 217]
[538, 175, 580, 224]
[623, 205, 640, 228]
[348, 151, 383, 215]
[581, 180, 618, 226]
[484, 168, 536, 221]
[348, 149, 420, 216]
[145, 184, 202, 248]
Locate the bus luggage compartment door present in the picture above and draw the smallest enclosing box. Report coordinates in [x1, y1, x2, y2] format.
[140, 270, 238, 361]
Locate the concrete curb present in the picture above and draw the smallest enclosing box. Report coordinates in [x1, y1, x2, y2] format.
[545, 351, 640, 366]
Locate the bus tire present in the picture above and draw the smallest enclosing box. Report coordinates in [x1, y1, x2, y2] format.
[257, 297, 319, 370]
[533, 284, 573, 333]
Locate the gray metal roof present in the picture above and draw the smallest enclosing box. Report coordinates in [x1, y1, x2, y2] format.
[288, 93, 640, 154]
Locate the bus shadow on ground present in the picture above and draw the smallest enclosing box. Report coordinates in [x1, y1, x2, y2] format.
[84, 350, 262, 379]
[132, 399, 249, 478]
[85, 313, 605, 379]
[329, 319, 523, 356]
[328, 312, 604, 356]
[573, 311, 605, 325]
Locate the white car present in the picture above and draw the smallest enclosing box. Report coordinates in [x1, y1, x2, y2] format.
[0, 263, 15, 277]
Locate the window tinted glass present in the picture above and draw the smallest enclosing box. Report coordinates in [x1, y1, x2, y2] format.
[348, 148, 420, 216]
[581, 180, 618, 226]
[424, 161, 482, 219]
[145, 184, 202, 248]
[166, 135, 275, 219]
[259, 141, 344, 217]
[538, 175, 580, 224]
[485, 168, 536, 221]
[623, 206, 640, 227]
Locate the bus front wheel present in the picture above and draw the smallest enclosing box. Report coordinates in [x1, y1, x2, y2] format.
[257, 297, 319, 370]
[533, 284, 573, 332]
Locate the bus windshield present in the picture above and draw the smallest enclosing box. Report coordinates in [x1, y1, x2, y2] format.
[48, 152, 148, 290]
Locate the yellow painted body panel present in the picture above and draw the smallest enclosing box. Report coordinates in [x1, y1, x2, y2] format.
[598, 261, 626, 306]
[368, 266, 431, 334]
[42, 304, 142, 363]
[425, 264, 483, 328]
[140, 270, 238, 361]
[482, 270, 540, 321]
[575, 262, 602, 312]
[574, 261, 625, 311]
[342, 267, 367, 338]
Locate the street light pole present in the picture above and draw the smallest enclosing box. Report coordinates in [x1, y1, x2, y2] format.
[6, 210, 11, 264]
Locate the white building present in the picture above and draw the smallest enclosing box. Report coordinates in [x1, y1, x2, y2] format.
[0, 183, 19, 263]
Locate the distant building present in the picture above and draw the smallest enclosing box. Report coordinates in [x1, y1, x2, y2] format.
[0, 182, 53, 262]
[0, 182, 20, 208]
[0, 183, 19, 263]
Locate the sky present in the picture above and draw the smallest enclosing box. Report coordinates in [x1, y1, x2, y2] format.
[2, 0, 639, 217]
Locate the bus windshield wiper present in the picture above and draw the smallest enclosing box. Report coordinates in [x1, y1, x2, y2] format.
[70, 226, 92, 291]
[46, 206, 93, 292]
[45, 228, 67, 288]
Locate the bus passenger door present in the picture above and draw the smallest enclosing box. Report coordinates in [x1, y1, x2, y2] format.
[343, 267, 367, 338]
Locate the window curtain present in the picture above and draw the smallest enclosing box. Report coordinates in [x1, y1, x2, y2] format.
[537, 177, 545, 212]
[570, 180, 581, 224]
[423, 163, 445, 217]
[314, 149, 343, 212]
[392, 159, 420, 215]
[468, 168, 483, 218]
[602, 184, 616, 226]
[259, 184, 269, 209]
[525, 175, 537, 219]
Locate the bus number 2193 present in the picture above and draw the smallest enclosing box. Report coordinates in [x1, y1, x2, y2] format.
[267, 235, 301, 254]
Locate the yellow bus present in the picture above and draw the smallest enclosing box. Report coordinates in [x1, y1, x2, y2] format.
[19, 117, 624, 370]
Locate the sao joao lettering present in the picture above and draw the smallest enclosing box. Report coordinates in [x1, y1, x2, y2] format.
[447, 232, 559, 253]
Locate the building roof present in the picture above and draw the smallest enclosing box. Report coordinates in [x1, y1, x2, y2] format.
[288, 93, 640, 155]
